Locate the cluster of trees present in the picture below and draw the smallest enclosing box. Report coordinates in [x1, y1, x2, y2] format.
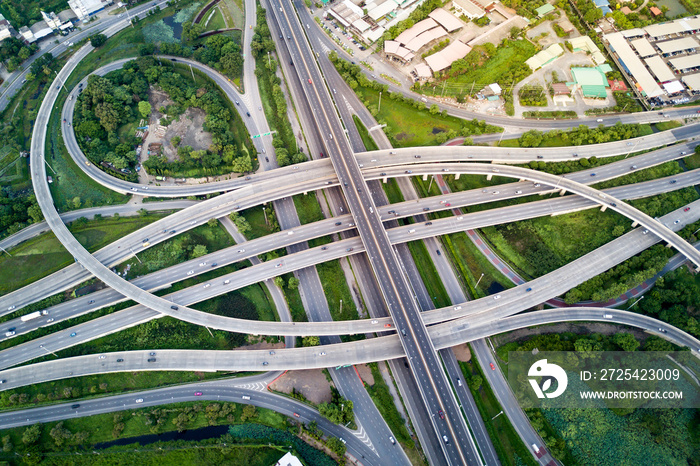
[519, 122, 650, 148]
[0, 37, 38, 72]
[523, 110, 578, 119]
[421, 38, 450, 59]
[318, 387, 354, 426]
[251, 6, 305, 165]
[0, 192, 43, 238]
[573, 0, 604, 24]
[636, 268, 700, 340]
[564, 244, 673, 303]
[518, 85, 548, 106]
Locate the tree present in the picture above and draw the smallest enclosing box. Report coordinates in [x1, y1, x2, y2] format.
[613, 332, 640, 351]
[138, 101, 152, 119]
[27, 203, 44, 223]
[191, 244, 208, 258]
[429, 104, 440, 114]
[274, 276, 284, 287]
[207, 218, 218, 227]
[22, 424, 41, 445]
[72, 196, 81, 209]
[302, 336, 320, 347]
[49, 422, 73, 447]
[327, 437, 347, 457]
[288, 277, 300, 289]
[240, 404, 257, 421]
[2, 435, 13, 452]
[90, 33, 107, 47]
[468, 374, 483, 391]
[612, 225, 625, 237]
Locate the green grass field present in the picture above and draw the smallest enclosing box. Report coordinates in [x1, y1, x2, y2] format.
[241, 205, 279, 239]
[293, 192, 325, 225]
[316, 260, 359, 321]
[406, 240, 451, 309]
[203, 5, 227, 31]
[684, 150, 700, 169]
[0, 214, 167, 294]
[352, 115, 379, 151]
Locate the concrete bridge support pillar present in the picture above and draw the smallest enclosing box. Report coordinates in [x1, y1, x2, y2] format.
[383, 177, 388, 183]
[559, 189, 567, 196]
[486, 174, 492, 181]
[600, 206, 607, 212]
[455, 173, 460, 180]
[631, 221, 638, 228]
[423, 174, 428, 181]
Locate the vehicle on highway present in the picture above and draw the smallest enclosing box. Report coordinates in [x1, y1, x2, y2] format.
[457, 378, 462, 386]
[596, 118, 603, 122]
[148, 358, 156, 362]
[117, 358, 124, 362]
[136, 399, 143, 403]
[308, 78, 312, 84]
[7, 306, 14, 311]
[293, 412, 300, 418]
[438, 409, 444, 419]
[442, 435, 449, 443]
[631, 165, 637, 169]
[493, 294, 501, 300]
[149, 352, 156, 356]
[237, 249, 245, 253]
[346, 247, 354, 252]
[131, 187, 138, 191]
[685, 207, 691, 212]
[190, 221, 196, 225]
[46, 318, 54, 323]
[321, 246, 328, 250]
[590, 173, 596, 176]
[71, 404, 80, 409]
[170, 230, 176, 234]
[224, 279, 230, 284]
[0, 380, 5, 384]
[275, 263, 282, 268]
[211, 263, 217, 267]
[98, 355, 105, 359]
[371, 320, 378, 324]
[674, 220, 680, 224]
[670, 179, 677, 184]
[526, 287, 532, 292]
[269, 351, 275, 355]
[171, 305, 178, 310]
[262, 361, 268, 365]
[389, 436, 395, 444]
[603, 314, 613, 319]
[319, 352, 326, 356]
[88, 300, 95, 304]
[490, 363, 496, 370]
[194, 392, 203, 396]
[384, 323, 392, 328]
[246, 112, 250, 117]
[199, 262, 207, 267]
[643, 230, 649, 234]
[405, 170, 412, 174]
[425, 222, 432, 225]
[187, 270, 194, 275]
[4, 331, 15, 337]
[70, 332, 76, 337]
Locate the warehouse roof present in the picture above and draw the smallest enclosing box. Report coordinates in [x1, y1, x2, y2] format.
[663, 80, 684, 93]
[656, 36, 699, 54]
[669, 53, 700, 70]
[682, 72, 700, 90]
[428, 8, 463, 32]
[630, 37, 657, 58]
[535, 3, 555, 16]
[395, 17, 437, 44]
[525, 43, 564, 70]
[604, 32, 664, 98]
[405, 26, 448, 51]
[644, 55, 676, 82]
[425, 41, 471, 72]
[644, 22, 688, 40]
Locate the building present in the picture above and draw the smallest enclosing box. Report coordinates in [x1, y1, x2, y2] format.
[29, 21, 53, 42]
[630, 37, 656, 58]
[682, 73, 700, 92]
[535, 3, 555, 17]
[650, 6, 662, 17]
[525, 43, 564, 71]
[0, 14, 12, 42]
[274, 452, 303, 466]
[414, 62, 433, 79]
[604, 32, 665, 98]
[452, 0, 485, 19]
[656, 36, 698, 56]
[568, 36, 606, 64]
[68, 0, 112, 21]
[428, 8, 463, 32]
[571, 66, 609, 98]
[42, 11, 62, 29]
[551, 82, 571, 95]
[424, 41, 471, 72]
[384, 40, 415, 63]
[620, 6, 632, 14]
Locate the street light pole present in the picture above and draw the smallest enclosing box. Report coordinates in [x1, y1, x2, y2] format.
[39, 344, 58, 357]
[475, 272, 485, 288]
[626, 295, 644, 310]
[378, 91, 382, 112]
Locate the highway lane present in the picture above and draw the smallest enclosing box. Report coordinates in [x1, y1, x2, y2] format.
[273, 2, 477, 464]
[3, 168, 698, 345]
[2, 306, 697, 389]
[0, 376, 380, 464]
[0, 200, 197, 251]
[3, 201, 698, 381]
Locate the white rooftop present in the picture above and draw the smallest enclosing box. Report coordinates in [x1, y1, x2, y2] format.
[630, 37, 656, 57]
[395, 17, 437, 44]
[669, 53, 700, 70]
[605, 32, 664, 98]
[663, 80, 684, 93]
[425, 41, 471, 72]
[428, 8, 463, 32]
[645, 55, 676, 82]
[682, 72, 700, 89]
[656, 36, 699, 54]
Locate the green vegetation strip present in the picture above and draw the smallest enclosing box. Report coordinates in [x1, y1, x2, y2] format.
[405, 240, 451, 309]
[365, 363, 413, 447]
[352, 115, 379, 151]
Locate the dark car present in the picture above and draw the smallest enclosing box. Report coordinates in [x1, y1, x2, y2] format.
[170, 230, 176, 234]
[71, 404, 80, 409]
[246, 112, 250, 117]
[117, 358, 124, 362]
[590, 173, 596, 176]
[171, 305, 178, 310]
[438, 410, 444, 419]
[335, 222, 342, 226]
[170, 58, 176, 62]
[425, 222, 432, 225]
[265, 157, 269, 162]
[148, 358, 156, 362]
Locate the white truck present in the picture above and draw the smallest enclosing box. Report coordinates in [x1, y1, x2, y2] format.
[20, 310, 48, 322]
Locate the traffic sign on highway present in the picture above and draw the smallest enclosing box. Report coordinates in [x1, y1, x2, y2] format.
[252, 131, 276, 139]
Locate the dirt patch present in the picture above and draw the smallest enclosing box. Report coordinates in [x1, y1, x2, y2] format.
[161, 108, 212, 162]
[269, 369, 333, 405]
[232, 340, 284, 352]
[149, 88, 174, 120]
[356, 364, 374, 385]
[492, 322, 650, 349]
[451, 343, 472, 362]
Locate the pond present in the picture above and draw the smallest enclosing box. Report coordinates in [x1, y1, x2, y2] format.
[654, 0, 688, 18]
[162, 15, 184, 40]
[95, 425, 229, 449]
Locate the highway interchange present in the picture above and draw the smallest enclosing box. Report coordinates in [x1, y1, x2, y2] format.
[1, 0, 700, 464]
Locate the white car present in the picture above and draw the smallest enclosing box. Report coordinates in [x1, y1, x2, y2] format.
[224, 279, 230, 285]
[131, 188, 138, 191]
[494, 295, 501, 300]
[275, 263, 283, 268]
[187, 270, 194, 275]
[98, 355, 105, 359]
[203, 284, 211, 288]
[190, 221, 196, 225]
[135, 399, 143, 403]
[7, 306, 14, 311]
[237, 249, 245, 253]
[199, 262, 207, 267]
[319, 352, 326, 356]
[371, 320, 378, 324]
